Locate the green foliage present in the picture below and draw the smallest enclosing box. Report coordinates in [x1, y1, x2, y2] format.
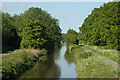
[78, 51, 92, 59]
[14, 7, 62, 51]
[61, 33, 66, 41]
[2, 49, 47, 79]
[18, 19, 47, 49]
[39, 48, 47, 56]
[2, 12, 20, 52]
[64, 29, 78, 44]
[70, 45, 118, 78]
[79, 2, 120, 50]
[2, 7, 62, 52]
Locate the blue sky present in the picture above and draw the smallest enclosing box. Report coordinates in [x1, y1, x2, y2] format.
[2, 0, 113, 2]
[2, 2, 107, 33]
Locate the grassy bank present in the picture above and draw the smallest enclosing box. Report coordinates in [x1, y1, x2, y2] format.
[0, 56, 2, 79]
[84, 45, 119, 63]
[2, 48, 47, 79]
[68, 44, 119, 78]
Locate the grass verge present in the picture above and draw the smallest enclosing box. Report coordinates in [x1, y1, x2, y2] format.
[2, 48, 47, 79]
[0, 56, 2, 79]
[84, 45, 119, 63]
[69, 44, 119, 78]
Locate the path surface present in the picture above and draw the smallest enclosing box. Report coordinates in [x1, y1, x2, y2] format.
[81, 46, 120, 67]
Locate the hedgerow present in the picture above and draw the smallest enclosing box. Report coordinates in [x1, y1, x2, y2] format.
[2, 48, 47, 79]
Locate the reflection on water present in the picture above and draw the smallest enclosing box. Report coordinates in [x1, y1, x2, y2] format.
[64, 50, 75, 64]
[55, 43, 77, 78]
[18, 43, 77, 79]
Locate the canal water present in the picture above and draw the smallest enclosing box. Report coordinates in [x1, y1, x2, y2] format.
[18, 43, 77, 79]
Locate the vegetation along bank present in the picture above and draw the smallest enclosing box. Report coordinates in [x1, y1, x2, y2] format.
[2, 7, 62, 79]
[2, 48, 47, 79]
[2, 7, 62, 53]
[78, 2, 120, 50]
[69, 44, 119, 78]
[63, 1, 120, 78]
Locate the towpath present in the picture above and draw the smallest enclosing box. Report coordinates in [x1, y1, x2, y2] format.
[81, 46, 120, 67]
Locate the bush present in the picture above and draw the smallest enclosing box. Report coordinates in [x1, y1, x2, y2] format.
[39, 48, 47, 56]
[2, 48, 46, 79]
[79, 51, 92, 59]
[71, 47, 92, 59]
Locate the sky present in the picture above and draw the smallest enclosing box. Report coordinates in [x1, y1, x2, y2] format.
[2, 1, 112, 33]
[2, 0, 114, 2]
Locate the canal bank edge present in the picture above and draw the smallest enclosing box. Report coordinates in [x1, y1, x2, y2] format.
[66, 44, 119, 78]
[2, 48, 47, 80]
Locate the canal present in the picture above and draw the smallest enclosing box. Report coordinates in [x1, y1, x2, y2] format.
[18, 43, 77, 79]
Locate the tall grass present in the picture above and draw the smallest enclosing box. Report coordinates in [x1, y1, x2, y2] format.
[0, 56, 2, 79]
[2, 48, 47, 79]
[84, 45, 119, 63]
[69, 45, 119, 78]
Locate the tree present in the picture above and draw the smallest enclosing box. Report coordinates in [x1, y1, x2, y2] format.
[65, 29, 78, 44]
[15, 7, 62, 51]
[2, 12, 20, 52]
[79, 2, 120, 50]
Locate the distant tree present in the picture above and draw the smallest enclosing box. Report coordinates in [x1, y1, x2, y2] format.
[112, 0, 119, 2]
[61, 33, 66, 41]
[65, 29, 78, 44]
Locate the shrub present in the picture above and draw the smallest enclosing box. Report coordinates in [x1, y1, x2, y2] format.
[2, 48, 46, 79]
[78, 51, 92, 59]
[39, 48, 47, 56]
[64, 29, 78, 44]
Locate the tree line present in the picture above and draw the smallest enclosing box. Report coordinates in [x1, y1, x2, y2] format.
[64, 2, 120, 50]
[63, 29, 78, 45]
[2, 7, 62, 53]
[79, 2, 120, 50]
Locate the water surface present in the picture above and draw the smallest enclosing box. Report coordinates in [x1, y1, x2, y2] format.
[18, 43, 77, 79]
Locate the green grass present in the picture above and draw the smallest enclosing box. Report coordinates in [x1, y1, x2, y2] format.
[70, 45, 119, 78]
[2, 48, 47, 79]
[84, 45, 119, 63]
[0, 56, 2, 73]
[78, 43, 84, 46]
[0, 56, 1, 79]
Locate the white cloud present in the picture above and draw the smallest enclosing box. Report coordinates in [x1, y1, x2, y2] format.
[2, 0, 114, 2]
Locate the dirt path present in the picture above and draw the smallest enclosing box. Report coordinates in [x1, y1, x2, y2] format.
[81, 46, 120, 67]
